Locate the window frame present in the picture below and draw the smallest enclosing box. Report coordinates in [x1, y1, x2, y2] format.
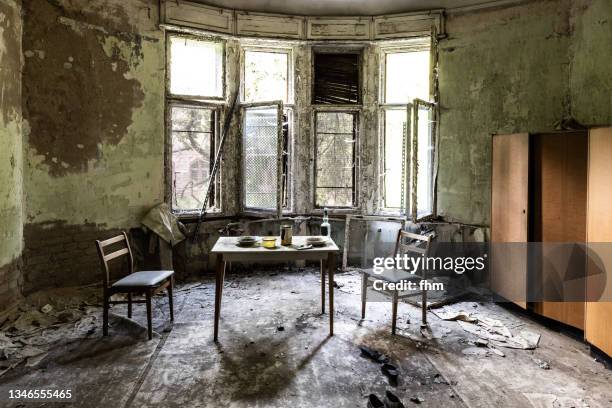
[240, 100, 285, 218]
[313, 108, 360, 210]
[165, 100, 222, 215]
[166, 32, 226, 102]
[377, 39, 435, 218]
[240, 45, 294, 105]
[379, 39, 431, 105]
[411, 98, 437, 222]
[378, 103, 412, 216]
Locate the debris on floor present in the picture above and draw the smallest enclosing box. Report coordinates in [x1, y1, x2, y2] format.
[432, 304, 540, 352]
[0, 286, 101, 377]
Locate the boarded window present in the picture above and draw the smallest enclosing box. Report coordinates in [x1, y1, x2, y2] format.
[315, 112, 357, 207]
[244, 50, 289, 103]
[168, 35, 223, 98]
[313, 53, 360, 104]
[170, 105, 216, 212]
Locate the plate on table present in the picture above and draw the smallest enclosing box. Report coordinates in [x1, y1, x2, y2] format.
[306, 237, 328, 247]
[236, 236, 259, 247]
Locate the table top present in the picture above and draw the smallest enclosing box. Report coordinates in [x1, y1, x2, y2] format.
[211, 236, 339, 255]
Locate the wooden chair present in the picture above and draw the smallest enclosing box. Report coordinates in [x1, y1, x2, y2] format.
[95, 232, 174, 340]
[361, 230, 433, 334]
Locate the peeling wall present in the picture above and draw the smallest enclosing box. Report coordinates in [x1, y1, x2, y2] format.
[436, 0, 612, 225]
[570, 0, 612, 125]
[22, 0, 164, 290]
[0, 0, 24, 309]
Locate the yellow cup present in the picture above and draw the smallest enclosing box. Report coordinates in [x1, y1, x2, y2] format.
[262, 236, 277, 249]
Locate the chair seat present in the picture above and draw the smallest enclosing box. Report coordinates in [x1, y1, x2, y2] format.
[362, 268, 421, 283]
[112, 270, 174, 288]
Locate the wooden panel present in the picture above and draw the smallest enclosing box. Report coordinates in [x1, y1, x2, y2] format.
[491, 133, 529, 308]
[164, 1, 234, 34]
[586, 127, 612, 356]
[307, 18, 370, 40]
[373, 12, 442, 39]
[531, 132, 587, 329]
[236, 12, 304, 39]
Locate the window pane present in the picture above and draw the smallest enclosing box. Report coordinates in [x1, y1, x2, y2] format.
[315, 112, 356, 207]
[244, 107, 279, 209]
[169, 36, 223, 98]
[244, 51, 288, 103]
[416, 105, 434, 217]
[171, 106, 214, 211]
[385, 51, 429, 104]
[383, 109, 408, 210]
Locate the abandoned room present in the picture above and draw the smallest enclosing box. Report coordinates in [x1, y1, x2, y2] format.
[1, 0, 612, 406]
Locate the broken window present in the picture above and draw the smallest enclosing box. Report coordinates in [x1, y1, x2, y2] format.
[313, 52, 361, 105]
[315, 111, 357, 207]
[168, 35, 224, 99]
[242, 103, 285, 216]
[243, 49, 290, 103]
[169, 104, 217, 212]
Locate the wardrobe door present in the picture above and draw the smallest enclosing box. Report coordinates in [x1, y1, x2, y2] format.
[491, 133, 529, 308]
[586, 127, 612, 356]
[532, 132, 587, 329]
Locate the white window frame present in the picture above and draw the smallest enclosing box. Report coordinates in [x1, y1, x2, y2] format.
[240, 101, 285, 218]
[313, 107, 360, 210]
[240, 45, 294, 105]
[166, 33, 226, 102]
[166, 100, 222, 215]
[378, 38, 436, 220]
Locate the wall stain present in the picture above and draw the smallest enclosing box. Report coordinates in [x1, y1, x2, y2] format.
[23, 0, 146, 176]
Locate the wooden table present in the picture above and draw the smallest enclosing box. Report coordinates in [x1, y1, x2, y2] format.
[210, 236, 339, 342]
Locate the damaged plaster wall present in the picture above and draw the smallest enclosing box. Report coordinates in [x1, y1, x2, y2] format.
[437, 0, 572, 225]
[436, 0, 612, 225]
[0, 0, 24, 309]
[21, 0, 165, 291]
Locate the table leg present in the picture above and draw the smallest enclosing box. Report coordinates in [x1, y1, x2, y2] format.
[320, 259, 326, 314]
[327, 252, 335, 336]
[213, 255, 226, 342]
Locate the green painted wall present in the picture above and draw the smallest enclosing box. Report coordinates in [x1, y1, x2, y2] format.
[571, 0, 612, 125]
[437, 0, 572, 225]
[0, 0, 24, 307]
[23, 0, 165, 229]
[437, 0, 612, 226]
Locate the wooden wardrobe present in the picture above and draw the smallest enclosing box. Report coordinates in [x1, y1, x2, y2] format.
[491, 128, 612, 357]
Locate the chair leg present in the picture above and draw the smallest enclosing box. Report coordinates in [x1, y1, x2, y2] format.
[168, 278, 174, 322]
[361, 273, 368, 319]
[146, 290, 153, 340]
[391, 291, 398, 335]
[103, 294, 109, 337]
[127, 293, 132, 318]
[421, 272, 427, 325]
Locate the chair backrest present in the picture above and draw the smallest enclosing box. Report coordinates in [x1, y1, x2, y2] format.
[95, 231, 134, 288]
[394, 230, 433, 259]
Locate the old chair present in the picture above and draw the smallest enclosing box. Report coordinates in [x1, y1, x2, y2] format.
[361, 230, 433, 334]
[95, 232, 174, 340]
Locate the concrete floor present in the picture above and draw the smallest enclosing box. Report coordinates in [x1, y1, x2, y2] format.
[1, 267, 611, 407]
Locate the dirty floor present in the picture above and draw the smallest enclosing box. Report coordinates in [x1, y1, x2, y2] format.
[1, 267, 611, 407]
